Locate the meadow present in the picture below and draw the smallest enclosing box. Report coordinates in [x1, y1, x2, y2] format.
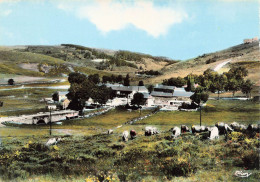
[0, 129, 259, 182]
[0, 88, 259, 181]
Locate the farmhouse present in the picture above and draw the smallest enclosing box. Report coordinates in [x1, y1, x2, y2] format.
[243, 37, 258, 44]
[150, 85, 194, 108]
[110, 85, 149, 99]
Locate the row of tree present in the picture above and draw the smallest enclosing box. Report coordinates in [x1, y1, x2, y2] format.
[66, 73, 116, 110]
[163, 66, 254, 99]
[66, 72, 147, 111]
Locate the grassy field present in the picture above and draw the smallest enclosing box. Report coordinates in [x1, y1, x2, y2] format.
[0, 90, 259, 181]
[136, 100, 260, 126]
[0, 88, 59, 116]
[0, 130, 259, 181]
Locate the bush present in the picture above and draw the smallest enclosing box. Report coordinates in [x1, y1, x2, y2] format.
[242, 150, 259, 169]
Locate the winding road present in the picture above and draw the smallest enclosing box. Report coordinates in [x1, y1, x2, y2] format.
[213, 59, 231, 72]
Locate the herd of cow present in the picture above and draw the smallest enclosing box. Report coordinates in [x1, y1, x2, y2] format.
[115, 122, 260, 142]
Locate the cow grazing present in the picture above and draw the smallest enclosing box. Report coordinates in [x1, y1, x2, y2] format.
[122, 131, 129, 142]
[231, 122, 247, 132]
[46, 138, 61, 146]
[181, 125, 190, 133]
[171, 127, 181, 138]
[230, 122, 240, 131]
[130, 130, 137, 139]
[107, 129, 113, 135]
[215, 122, 233, 135]
[192, 125, 207, 134]
[208, 126, 219, 140]
[247, 124, 260, 133]
[144, 126, 159, 136]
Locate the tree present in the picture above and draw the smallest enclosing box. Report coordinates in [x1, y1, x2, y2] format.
[116, 75, 123, 83]
[88, 74, 100, 84]
[124, 74, 130, 86]
[225, 78, 241, 97]
[228, 66, 248, 80]
[91, 85, 114, 105]
[68, 72, 87, 84]
[138, 80, 144, 86]
[162, 77, 185, 87]
[102, 75, 111, 83]
[52, 92, 59, 102]
[147, 85, 154, 94]
[185, 75, 195, 92]
[190, 90, 209, 126]
[131, 93, 146, 116]
[214, 74, 228, 100]
[8, 79, 14, 85]
[241, 79, 254, 98]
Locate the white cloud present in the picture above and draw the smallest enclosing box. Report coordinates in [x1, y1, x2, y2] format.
[0, 9, 12, 16]
[57, 1, 188, 38]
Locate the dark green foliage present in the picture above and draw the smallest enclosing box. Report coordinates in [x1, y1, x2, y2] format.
[124, 74, 130, 86]
[179, 102, 198, 109]
[131, 93, 146, 106]
[91, 85, 114, 105]
[8, 78, 14, 85]
[190, 91, 209, 105]
[138, 80, 144, 86]
[68, 72, 87, 84]
[88, 74, 100, 84]
[163, 76, 186, 87]
[102, 74, 123, 83]
[185, 75, 196, 92]
[52, 92, 59, 102]
[241, 79, 254, 98]
[147, 85, 154, 93]
[138, 70, 161, 76]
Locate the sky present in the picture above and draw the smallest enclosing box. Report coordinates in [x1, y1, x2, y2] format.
[0, 0, 258, 60]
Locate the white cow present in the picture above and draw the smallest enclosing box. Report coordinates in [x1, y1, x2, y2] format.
[192, 125, 207, 134]
[144, 126, 159, 136]
[181, 125, 190, 133]
[208, 126, 219, 140]
[171, 127, 181, 138]
[107, 129, 113, 135]
[215, 122, 233, 135]
[45, 138, 61, 146]
[247, 124, 260, 133]
[122, 131, 129, 142]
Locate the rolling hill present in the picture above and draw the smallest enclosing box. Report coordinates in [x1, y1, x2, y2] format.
[0, 41, 259, 86]
[147, 41, 260, 85]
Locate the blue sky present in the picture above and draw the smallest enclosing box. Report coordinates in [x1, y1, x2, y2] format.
[0, 0, 258, 60]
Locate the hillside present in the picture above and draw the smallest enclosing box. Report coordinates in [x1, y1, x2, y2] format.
[147, 41, 260, 84]
[0, 42, 259, 86]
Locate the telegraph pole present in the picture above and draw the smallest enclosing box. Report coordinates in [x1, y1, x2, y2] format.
[200, 105, 202, 126]
[49, 109, 52, 136]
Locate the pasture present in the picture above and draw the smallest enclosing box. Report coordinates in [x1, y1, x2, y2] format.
[0, 130, 259, 181]
[0, 95, 259, 181]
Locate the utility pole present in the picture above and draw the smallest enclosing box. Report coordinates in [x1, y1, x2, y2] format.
[49, 109, 52, 136]
[200, 105, 202, 126]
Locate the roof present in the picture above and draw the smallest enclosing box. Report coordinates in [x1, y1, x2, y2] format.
[58, 91, 69, 96]
[151, 91, 174, 97]
[110, 86, 148, 92]
[172, 88, 194, 97]
[154, 85, 175, 90]
[142, 92, 150, 99]
[151, 87, 194, 97]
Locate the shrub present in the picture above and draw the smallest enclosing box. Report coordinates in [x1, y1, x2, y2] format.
[242, 150, 259, 169]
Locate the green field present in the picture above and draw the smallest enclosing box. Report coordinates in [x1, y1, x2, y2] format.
[0, 91, 259, 181]
[0, 130, 259, 182]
